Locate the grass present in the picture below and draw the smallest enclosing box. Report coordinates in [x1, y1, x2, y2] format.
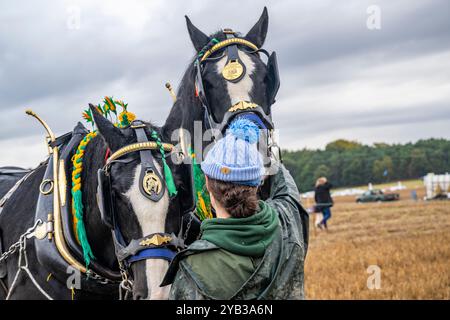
[304, 195, 450, 299]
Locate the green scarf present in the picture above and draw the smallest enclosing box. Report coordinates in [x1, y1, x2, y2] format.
[200, 201, 280, 257]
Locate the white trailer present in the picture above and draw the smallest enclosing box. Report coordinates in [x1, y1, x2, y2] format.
[423, 173, 450, 200]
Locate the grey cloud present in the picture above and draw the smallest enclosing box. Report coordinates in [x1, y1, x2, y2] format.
[274, 101, 450, 137]
[0, 0, 449, 166]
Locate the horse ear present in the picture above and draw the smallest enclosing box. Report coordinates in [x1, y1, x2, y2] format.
[89, 103, 125, 151]
[245, 7, 269, 48]
[185, 15, 209, 52]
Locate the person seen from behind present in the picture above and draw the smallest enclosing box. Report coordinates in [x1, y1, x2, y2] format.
[162, 118, 309, 299]
[314, 177, 333, 230]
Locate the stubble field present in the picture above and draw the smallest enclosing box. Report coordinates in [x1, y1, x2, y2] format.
[304, 187, 450, 299]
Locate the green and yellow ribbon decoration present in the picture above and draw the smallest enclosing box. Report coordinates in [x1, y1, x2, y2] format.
[189, 147, 213, 220]
[71, 131, 98, 267]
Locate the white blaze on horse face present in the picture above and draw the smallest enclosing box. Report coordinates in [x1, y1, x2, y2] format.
[124, 164, 171, 300]
[215, 50, 255, 105]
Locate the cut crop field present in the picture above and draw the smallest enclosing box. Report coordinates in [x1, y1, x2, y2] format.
[304, 195, 450, 299]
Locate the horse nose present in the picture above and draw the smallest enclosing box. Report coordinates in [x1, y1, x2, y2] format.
[133, 289, 149, 300]
[150, 290, 169, 300]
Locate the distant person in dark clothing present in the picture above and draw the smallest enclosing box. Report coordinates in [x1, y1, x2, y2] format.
[314, 177, 333, 230]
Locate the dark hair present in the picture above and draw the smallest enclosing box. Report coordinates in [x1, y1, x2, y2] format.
[207, 178, 259, 218]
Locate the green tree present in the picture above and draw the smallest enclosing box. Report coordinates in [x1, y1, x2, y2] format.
[408, 148, 428, 177]
[281, 138, 450, 191]
[372, 156, 393, 182]
[313, 164, 331, 180]
[325, 139, 362, 152]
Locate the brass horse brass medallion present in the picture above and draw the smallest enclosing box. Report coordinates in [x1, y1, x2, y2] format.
[222, 60, 244, 81]
[140, 234, 172, 247]
[142, 170, 162, 196]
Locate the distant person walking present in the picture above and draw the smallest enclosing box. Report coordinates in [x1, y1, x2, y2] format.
[314, 177, 333, 230]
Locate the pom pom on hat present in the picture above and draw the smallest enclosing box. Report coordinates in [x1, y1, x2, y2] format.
[201, 117, 264, 186]
[228, 118, 260, 144]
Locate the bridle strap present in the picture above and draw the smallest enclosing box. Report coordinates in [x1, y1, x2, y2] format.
[99, 122, 183, 267]
[194, 32, 275, 136]
[115, 232, 184, 263]
[222, 30, 246, 83]
[131, 121, 166, 202]
[200, 38, 258, 62]
[105, 142, 173, 167]
[128, 248, 176, 263]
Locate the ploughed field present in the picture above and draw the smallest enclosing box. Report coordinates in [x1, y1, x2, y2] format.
[304, 187, 450, 299]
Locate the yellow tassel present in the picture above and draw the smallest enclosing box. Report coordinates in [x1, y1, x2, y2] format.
[198, 192, 207, 215]
[71, 287, 75, 300]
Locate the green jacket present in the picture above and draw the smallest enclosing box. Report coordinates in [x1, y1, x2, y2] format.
[162, 164, 309, 300]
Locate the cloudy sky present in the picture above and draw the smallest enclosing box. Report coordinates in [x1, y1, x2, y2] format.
[1, 0, 449, 168]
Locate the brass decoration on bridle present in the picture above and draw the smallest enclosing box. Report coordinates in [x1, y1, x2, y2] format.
[142, 170, 163, 197]
[228, 101, 258, 113]
[222, 60, 244, 81]
[200, 38, 258, 62]
[139, 234, 172, 247]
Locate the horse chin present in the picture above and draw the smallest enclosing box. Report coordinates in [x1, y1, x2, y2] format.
[130, 259, 171, 300]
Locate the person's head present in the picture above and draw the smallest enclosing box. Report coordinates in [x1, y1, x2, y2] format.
[201, 118, 264, 218]
[315, 177, 327, 187]
[205, 176, 259, 218]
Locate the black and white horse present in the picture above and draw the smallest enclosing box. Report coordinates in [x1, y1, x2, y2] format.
[163, 7, 280, 172]
[0, 7, 280, 300]
[0, 107, 186, 300]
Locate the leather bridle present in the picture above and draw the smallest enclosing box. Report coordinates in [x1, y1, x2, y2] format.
[96, 121, 186, 274]
[194, 29, 280, 138]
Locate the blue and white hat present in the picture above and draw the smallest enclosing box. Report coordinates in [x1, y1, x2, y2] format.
[201, 118, 264, 186]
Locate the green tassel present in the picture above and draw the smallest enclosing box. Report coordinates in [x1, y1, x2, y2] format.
[151, 130, 177, 197]
[73, 189, 95, 267]
[162, 160, 177, 197]
[189, 147, 212, 220]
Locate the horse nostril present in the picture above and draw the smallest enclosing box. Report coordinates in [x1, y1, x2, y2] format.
[133, 291, 148, 300]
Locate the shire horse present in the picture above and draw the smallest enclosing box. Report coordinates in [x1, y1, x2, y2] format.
[163, 7, 280, 181]
[0, 106, 188, 300]
[0, 7, 281, 300]
[0, 167, 30, 199]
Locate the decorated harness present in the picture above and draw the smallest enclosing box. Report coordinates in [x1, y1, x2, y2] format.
[97, 120, 185, 268]
[194, 29, 280, 136]
[4, 99, 196, 297]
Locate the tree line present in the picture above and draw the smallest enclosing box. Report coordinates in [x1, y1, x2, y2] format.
[282, 138, 450, 192]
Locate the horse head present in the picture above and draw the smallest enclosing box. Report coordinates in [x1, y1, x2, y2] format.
[91, 106, 184, 300]
[165, 7, 280, 169]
